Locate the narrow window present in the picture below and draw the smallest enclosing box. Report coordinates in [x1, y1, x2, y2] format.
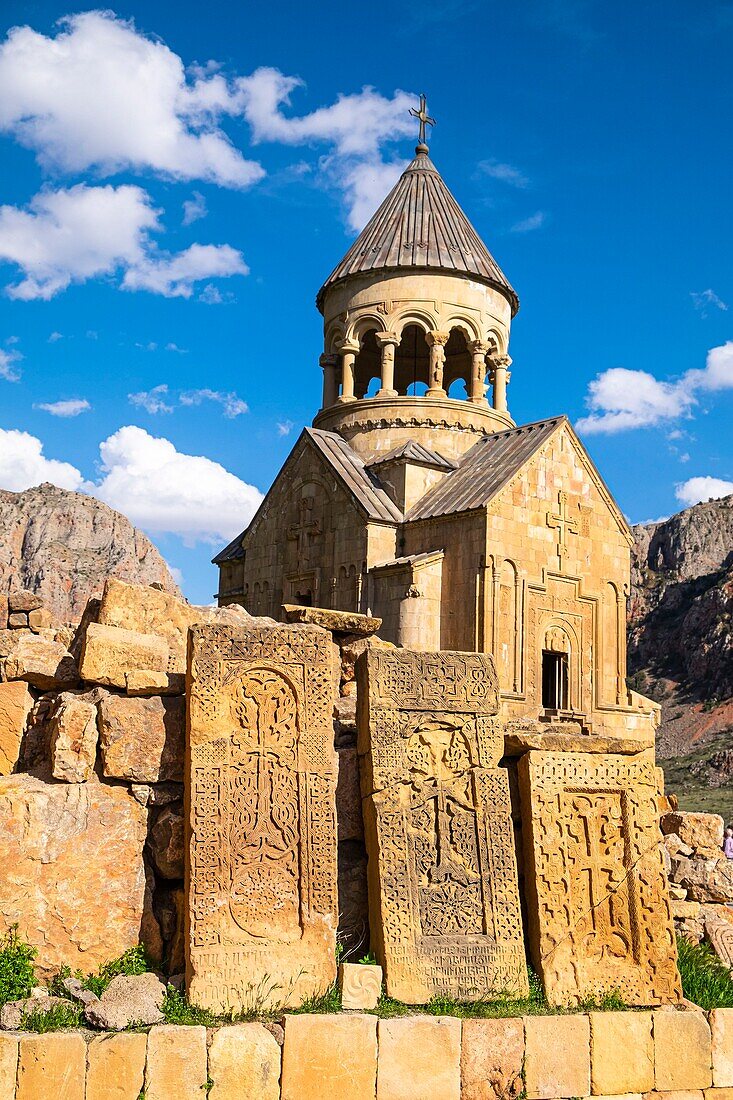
[542, 650, 569, 710]
[295, 588, 313, 607]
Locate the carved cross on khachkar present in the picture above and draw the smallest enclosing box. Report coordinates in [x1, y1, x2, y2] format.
[409, 93, 435, 147]
[287, 496, 320, 571]
[546, 490, 579, 571]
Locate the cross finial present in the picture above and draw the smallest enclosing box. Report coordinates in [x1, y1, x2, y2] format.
[409, 93, 435, 152]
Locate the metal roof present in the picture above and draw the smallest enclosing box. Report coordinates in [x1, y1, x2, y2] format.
[305, 428, 403, 523]
[212, 530, 245, 565]
[405, 417, 565, 521]
[365, 439, 457, 471]
[316, 148, 518, 315]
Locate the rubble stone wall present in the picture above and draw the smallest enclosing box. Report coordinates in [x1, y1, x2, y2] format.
[1, 1007, 731, 1099]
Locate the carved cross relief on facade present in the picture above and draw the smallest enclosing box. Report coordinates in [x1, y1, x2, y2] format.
[287, 496, 321, 572]
[546, 490, 579, 571]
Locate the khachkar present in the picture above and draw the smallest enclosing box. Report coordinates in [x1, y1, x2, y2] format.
[357, 648, 529, 1003]
[185, 623, 338, 1012]
[519, 751, 682, 1006]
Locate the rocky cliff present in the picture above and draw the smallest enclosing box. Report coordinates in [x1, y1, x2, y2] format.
[0, 483, 179, 624]
[629, 494, 733, 814]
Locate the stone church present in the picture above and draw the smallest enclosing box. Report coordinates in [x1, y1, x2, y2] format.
[215, 124, 658, 747]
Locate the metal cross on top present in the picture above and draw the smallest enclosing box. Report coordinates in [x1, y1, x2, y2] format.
[546, 490, 579, 572]
[410, 93, 435, 147]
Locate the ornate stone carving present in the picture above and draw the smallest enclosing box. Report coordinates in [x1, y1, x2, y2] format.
[357, 648, 528, 1003]
[705, 915, 733, 970]
[519, 750, 682, 1006]
[186, 623, 338, 1012]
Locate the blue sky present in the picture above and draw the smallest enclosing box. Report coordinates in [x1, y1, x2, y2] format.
[0, 1, 731, 603]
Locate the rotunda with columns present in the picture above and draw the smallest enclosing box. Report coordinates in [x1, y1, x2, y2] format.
[313, 136, 517, 462]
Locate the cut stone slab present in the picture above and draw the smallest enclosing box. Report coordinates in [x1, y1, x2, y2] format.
[0, 1034, 18, 1100]
[27, 608, 53, 633]
[662, 812, 725, 855]
[377, 1016, 461, 1100]
[282, 603, 382, 635]
[8, 591, 43, 613]
[524, 1014, 591, 1100]
[282, 1013, 377, 1100]
[339, 962, 382, 1010]
[590, 1011, 654, 1095]
[80, 622, 169, 689]
[706, 918, 733, 970]
[710, 1009, 733, 1087]
[0, 681, 32, 775]
[125, 669, 182, 696]
[86, 1032, 147, 1100]
[1, 634, 78, 690]
[7, 612, 27, 629]
[677, 858, 733, 904]
[0, 774, 148, 972]
[209, 1023, 281, 1100]
[145, 1025, 207, 1100]
[16, 1032, 86, 1100]
[654, 1009, 713, 1091]
[98, 693, 184, 783]
[519, 751, 682, 1006]
[460, 1016, 524, 1100]
[48, 692, 98, 783]
[186, 623, 338, 1013]
[85, 972, 165, 1030]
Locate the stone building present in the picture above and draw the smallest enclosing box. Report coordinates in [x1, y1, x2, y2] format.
[215, 130, 658, 745]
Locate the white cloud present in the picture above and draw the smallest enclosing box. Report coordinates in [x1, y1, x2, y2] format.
[0, 347, 21, 382]
[165, 342, 187, 353]
[0, 184, 248, 300]
[182, 191, 207, 225]
[277, 419, 294, 436]
[479, 159, 528, 188]
[577, 342, 733, 435]
[35, 398, 90, 417]
[0, 427, 89, 491]
[95, 425, 262, 543]
[511, 211, 545, 233]
[129, 384, 174, 414]
[48, 331, 63, 342]
[675, 476, 733, 507]
[199, 284, 225, 304]
[179, 388, 249, 417]
[168, 565, 184, 587]
[336, 157, 408, 233]
[691, 288, 728, 317]
[0, 11, 264, 188]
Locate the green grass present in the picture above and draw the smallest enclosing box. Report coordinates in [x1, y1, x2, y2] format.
[21, 1003, 84, 1032]
[661, 730, 733, 821]
[161, 986, 219, 1027]
[677, 935, 733, 1009]
[0, 926, 37, 1006]
[84, 945, 153, 997]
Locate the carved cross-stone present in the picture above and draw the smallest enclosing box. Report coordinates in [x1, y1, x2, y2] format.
[287, 497, 320, 571]
[546, 490, 579, 571]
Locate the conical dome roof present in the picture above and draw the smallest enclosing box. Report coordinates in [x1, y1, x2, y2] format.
[316, 146, 519, 315]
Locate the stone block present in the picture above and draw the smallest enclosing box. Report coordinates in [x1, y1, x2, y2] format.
[2, 634, 78, 690]
[705, 1091, 733, 1100]
[48, 692, 98, 783]
[0, 681, 32, 775]
[16, 1032, 86, 1100]
[80, 622, 169, 689]
[677, 859, 733, 904]
[711, 1010, 733, 1086]
[0, 773, 147, 972]
[186, 624, 338, 1013]
[145, 1026, 207, 1100]
[8, 612, 28, 629]
[282, 603, 382, 635]
[654, 1010, 712, 1091]
[377, 1016, 461, 1100]
[339, 962, 382, 1009]
[98, 693, 184, 783]
[706, 919, 733, 969]
[0, 1034, 18, 1100]
[86, 1033, 147, 1100]
[358, 648, 527, 1003]
[8, 591, 42, 613]
[149, 805, 184, 879]
[590, 1011, 654, 1095]
[662, 813, 725, 855]
[28, 609, 53, 633]
[524, 1014, 591, 1100]
[85, 972, 165, 1030]
[460, 1016, 524, 1100]
[336, 746, 363, 842]
[208, 1023, 281, 1100]
[519, 751, 682, 1006]
[125, 669, 182, 695]
[282, 1013, 377, 1100]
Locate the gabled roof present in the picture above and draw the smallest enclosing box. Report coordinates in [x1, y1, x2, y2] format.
[304, 428, 402, 523]
[316, 147, 518, 315]
[365, 440, 457, 471]
[405, 418, 564, 521]
[212, 530, 245, 565]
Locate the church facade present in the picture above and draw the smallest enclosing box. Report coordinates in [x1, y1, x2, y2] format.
[215, 131, 658, 746]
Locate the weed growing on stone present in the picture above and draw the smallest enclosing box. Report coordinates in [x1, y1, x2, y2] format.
[0, 926, 37, 1006]
[21, 1003, 84, 1032]
[291, 982, 342, 1014]
[161, 986, 219, 1027]
[677, 934, 733, 1009]
[84, 945, 153, 997]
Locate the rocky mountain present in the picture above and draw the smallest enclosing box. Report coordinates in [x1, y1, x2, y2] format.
[629, 494, 733, 815]
[0, 483, 179, 624]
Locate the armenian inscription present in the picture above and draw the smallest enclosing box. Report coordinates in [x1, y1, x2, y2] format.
[186, 623, 338, 1012]
[357, 648, 528, 1003]
[519, 750, 682, 1006]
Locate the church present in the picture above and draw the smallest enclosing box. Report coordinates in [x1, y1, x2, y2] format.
[215, 104, 658, 747]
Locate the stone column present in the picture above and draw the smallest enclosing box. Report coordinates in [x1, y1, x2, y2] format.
[426, 331, 449, 397]
[492, 354, 511, 413]
[468, 341, 489, 405]
[319, 353, 339, 408]
[375, 332, 400, 397]
[337, 341, 360, 404]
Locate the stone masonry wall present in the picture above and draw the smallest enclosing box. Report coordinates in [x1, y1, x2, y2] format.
[1, 1006, 732, 1099]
